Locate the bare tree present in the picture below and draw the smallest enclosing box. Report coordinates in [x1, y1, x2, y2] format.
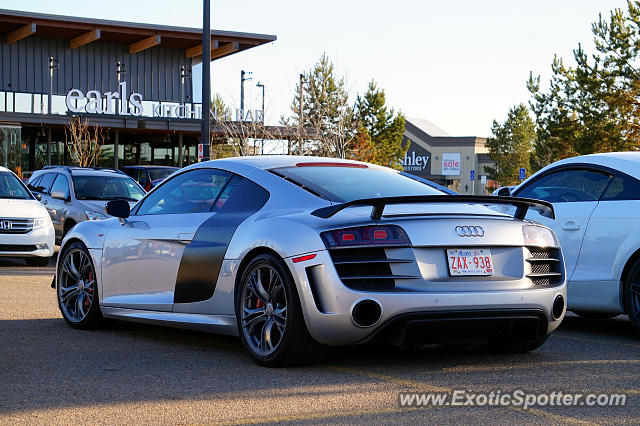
[65, 117, 104, 167]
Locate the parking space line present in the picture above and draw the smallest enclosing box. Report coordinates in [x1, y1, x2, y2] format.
[328, 366, 596, 426]
[441, 359, 640, 373]
[553, 333, 640, 349]
[222, 406, 429, 425]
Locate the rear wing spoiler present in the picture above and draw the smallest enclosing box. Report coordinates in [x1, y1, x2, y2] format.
[311, 195, 554, 221]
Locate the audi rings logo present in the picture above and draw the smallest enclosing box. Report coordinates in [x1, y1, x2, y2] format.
[455, 225, 484, 237]
[0, 220, 12, 230]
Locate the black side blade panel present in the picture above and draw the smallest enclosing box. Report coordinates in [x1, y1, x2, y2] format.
[173, 179, 270, 304]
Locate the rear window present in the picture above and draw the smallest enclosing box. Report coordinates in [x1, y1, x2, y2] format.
[274, 166, 444, 202]
[148, 168, 177, 181]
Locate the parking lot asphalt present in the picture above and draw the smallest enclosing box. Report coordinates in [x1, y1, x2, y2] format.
[1, 255, 639, 425]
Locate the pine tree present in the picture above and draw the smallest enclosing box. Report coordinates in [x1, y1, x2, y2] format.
[528, 2, 640, 170]
[355, 80, 406, 169]
[348, 125, 376, 163]
[484, 104, 536, 185]
[290, 53, 354, 157]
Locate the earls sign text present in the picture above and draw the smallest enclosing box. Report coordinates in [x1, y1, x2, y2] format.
[65, 83, 263, 121]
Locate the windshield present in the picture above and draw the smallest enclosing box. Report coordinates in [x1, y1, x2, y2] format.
[274, 165, 445, 202]
[148, 168, 177, 181]
[0, 172, 32, 200]
[72, 175, 145, 201]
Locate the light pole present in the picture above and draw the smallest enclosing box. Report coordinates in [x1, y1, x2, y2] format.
[240, 70, 252, 120]
[256, 82, 265, 122]
[256, 82, 265, 154]
[201, 0, 211, 161]
[48, 56, 58, 115]
[116, 61, 126, 114]
[180, 65, 191, 104]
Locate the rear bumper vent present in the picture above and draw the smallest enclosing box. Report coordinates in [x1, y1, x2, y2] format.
[329, 247, 417, 291]
[526, 247, 563, 287]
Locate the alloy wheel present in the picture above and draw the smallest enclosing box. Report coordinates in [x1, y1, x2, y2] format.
[240, 263, 288, 356]
[58, 248, 96, 323]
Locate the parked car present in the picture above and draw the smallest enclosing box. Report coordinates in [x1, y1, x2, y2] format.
[498, 152, 640, 335]
[492, 185, 516, 196]
[0, 166, 54, 266]
[120, 165, 178, 191]
[28, 166, 145, 243]
[54, 156, 566, 367]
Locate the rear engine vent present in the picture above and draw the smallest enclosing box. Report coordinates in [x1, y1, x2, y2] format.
[526, 247, 563, 287]
[329, 247, 416, 291]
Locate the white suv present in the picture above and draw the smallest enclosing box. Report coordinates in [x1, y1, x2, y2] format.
[0, 166, 54, 266]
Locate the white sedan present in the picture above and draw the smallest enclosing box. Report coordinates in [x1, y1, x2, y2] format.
[505, 152, 640, 334]
[0, 166, 55, 266]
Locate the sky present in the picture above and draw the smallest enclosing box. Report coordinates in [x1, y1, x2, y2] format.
[0, 0, 630, 137]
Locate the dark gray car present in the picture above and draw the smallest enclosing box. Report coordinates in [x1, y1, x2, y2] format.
[27, 167, 145, 243]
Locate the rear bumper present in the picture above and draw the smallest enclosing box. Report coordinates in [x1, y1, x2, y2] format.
[286, 250, 566, 346]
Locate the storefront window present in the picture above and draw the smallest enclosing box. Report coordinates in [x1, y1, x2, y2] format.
[0, 125, 22, 176]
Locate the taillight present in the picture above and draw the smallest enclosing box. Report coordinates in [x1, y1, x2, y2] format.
[320, 225, 411, 248]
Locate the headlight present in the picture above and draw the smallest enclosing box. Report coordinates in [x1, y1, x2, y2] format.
[522, 225, 558, 247]
[32, 216, 51, 230]
[85, 210, 107, 221]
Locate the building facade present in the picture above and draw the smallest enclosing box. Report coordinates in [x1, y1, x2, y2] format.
[401, 118, 495, 195]
[0, 9, 276, 176]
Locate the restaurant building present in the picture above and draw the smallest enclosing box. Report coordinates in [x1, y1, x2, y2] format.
[0, 8, 276, 175]
[401, 118, 495, 194]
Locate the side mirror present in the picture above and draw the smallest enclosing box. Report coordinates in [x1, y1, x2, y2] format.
[497, 187, 512, 197]
[51, 190, 67, 201]
[105, 200, 131, 219]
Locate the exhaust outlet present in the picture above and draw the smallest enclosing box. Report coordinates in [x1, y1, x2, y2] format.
[352, 299, 382, 328]
[552, 295, 565, 320]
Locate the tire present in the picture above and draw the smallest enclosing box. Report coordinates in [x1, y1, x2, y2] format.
[573, 311, 618, 320]
[25, 257, 50, 267]
[479, 334, 549, 354]
[235, 253, 325, 367]
[623, 258, 640, 336]
[57, 241, 104, 329]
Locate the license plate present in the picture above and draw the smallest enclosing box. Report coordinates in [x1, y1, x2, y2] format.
[447, 248, 494, 276]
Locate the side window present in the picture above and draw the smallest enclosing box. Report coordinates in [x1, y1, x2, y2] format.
[27, 175, 43, 191]
[212, 175, 244, 212]
[36, 173, 57, 194]
[138, 169, 148, 186]
[50, 174, 70, 200]
[601, 174, 640, 201]
[136, 168, 232, 215]
[516, 169, 611, 203]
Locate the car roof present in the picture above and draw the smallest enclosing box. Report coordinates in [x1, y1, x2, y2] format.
[535, 152, 640, 180]
[121, 165, 178, 169]
[0, 166, 10, 173]
[198, 155, 379, 171]
[36, 166, 126, 177]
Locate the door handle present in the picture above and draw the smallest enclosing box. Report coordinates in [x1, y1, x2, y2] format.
[561, 221, 580, 231]
[176, 232, 195, 243]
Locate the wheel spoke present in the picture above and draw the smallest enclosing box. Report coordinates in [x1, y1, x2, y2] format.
[60, 286, 78, 305]
[631, 283, 640, 296]
[62, 256, 80, 281]
[262, 319, 274, 353]
[243, 306, 266, 330]
[75, 292, 84, 321]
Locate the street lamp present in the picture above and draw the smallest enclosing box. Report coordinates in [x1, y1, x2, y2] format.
[180, 65, 192, 104]
[116, 61, 126, 114]
[48, 56, 58, 115]
[256, 82, 265, 122]
[201, 0, 211, 161]
[240, 70, 252, 120]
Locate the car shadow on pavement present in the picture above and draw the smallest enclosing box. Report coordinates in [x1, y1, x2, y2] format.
[0, 253, 58, 276]
[558, 314, 639, 341]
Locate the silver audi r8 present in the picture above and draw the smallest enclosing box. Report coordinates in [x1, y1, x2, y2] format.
[54, 156, 567, 366]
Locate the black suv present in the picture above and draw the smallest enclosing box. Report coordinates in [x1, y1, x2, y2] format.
[120, 166, 178, 191]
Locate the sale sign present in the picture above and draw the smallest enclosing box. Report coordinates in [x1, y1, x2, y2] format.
[442, 153, 461, 175]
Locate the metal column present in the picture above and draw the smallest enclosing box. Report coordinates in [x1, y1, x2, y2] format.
[178, 133, 184, 167]
[113, 130, 119, 169]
